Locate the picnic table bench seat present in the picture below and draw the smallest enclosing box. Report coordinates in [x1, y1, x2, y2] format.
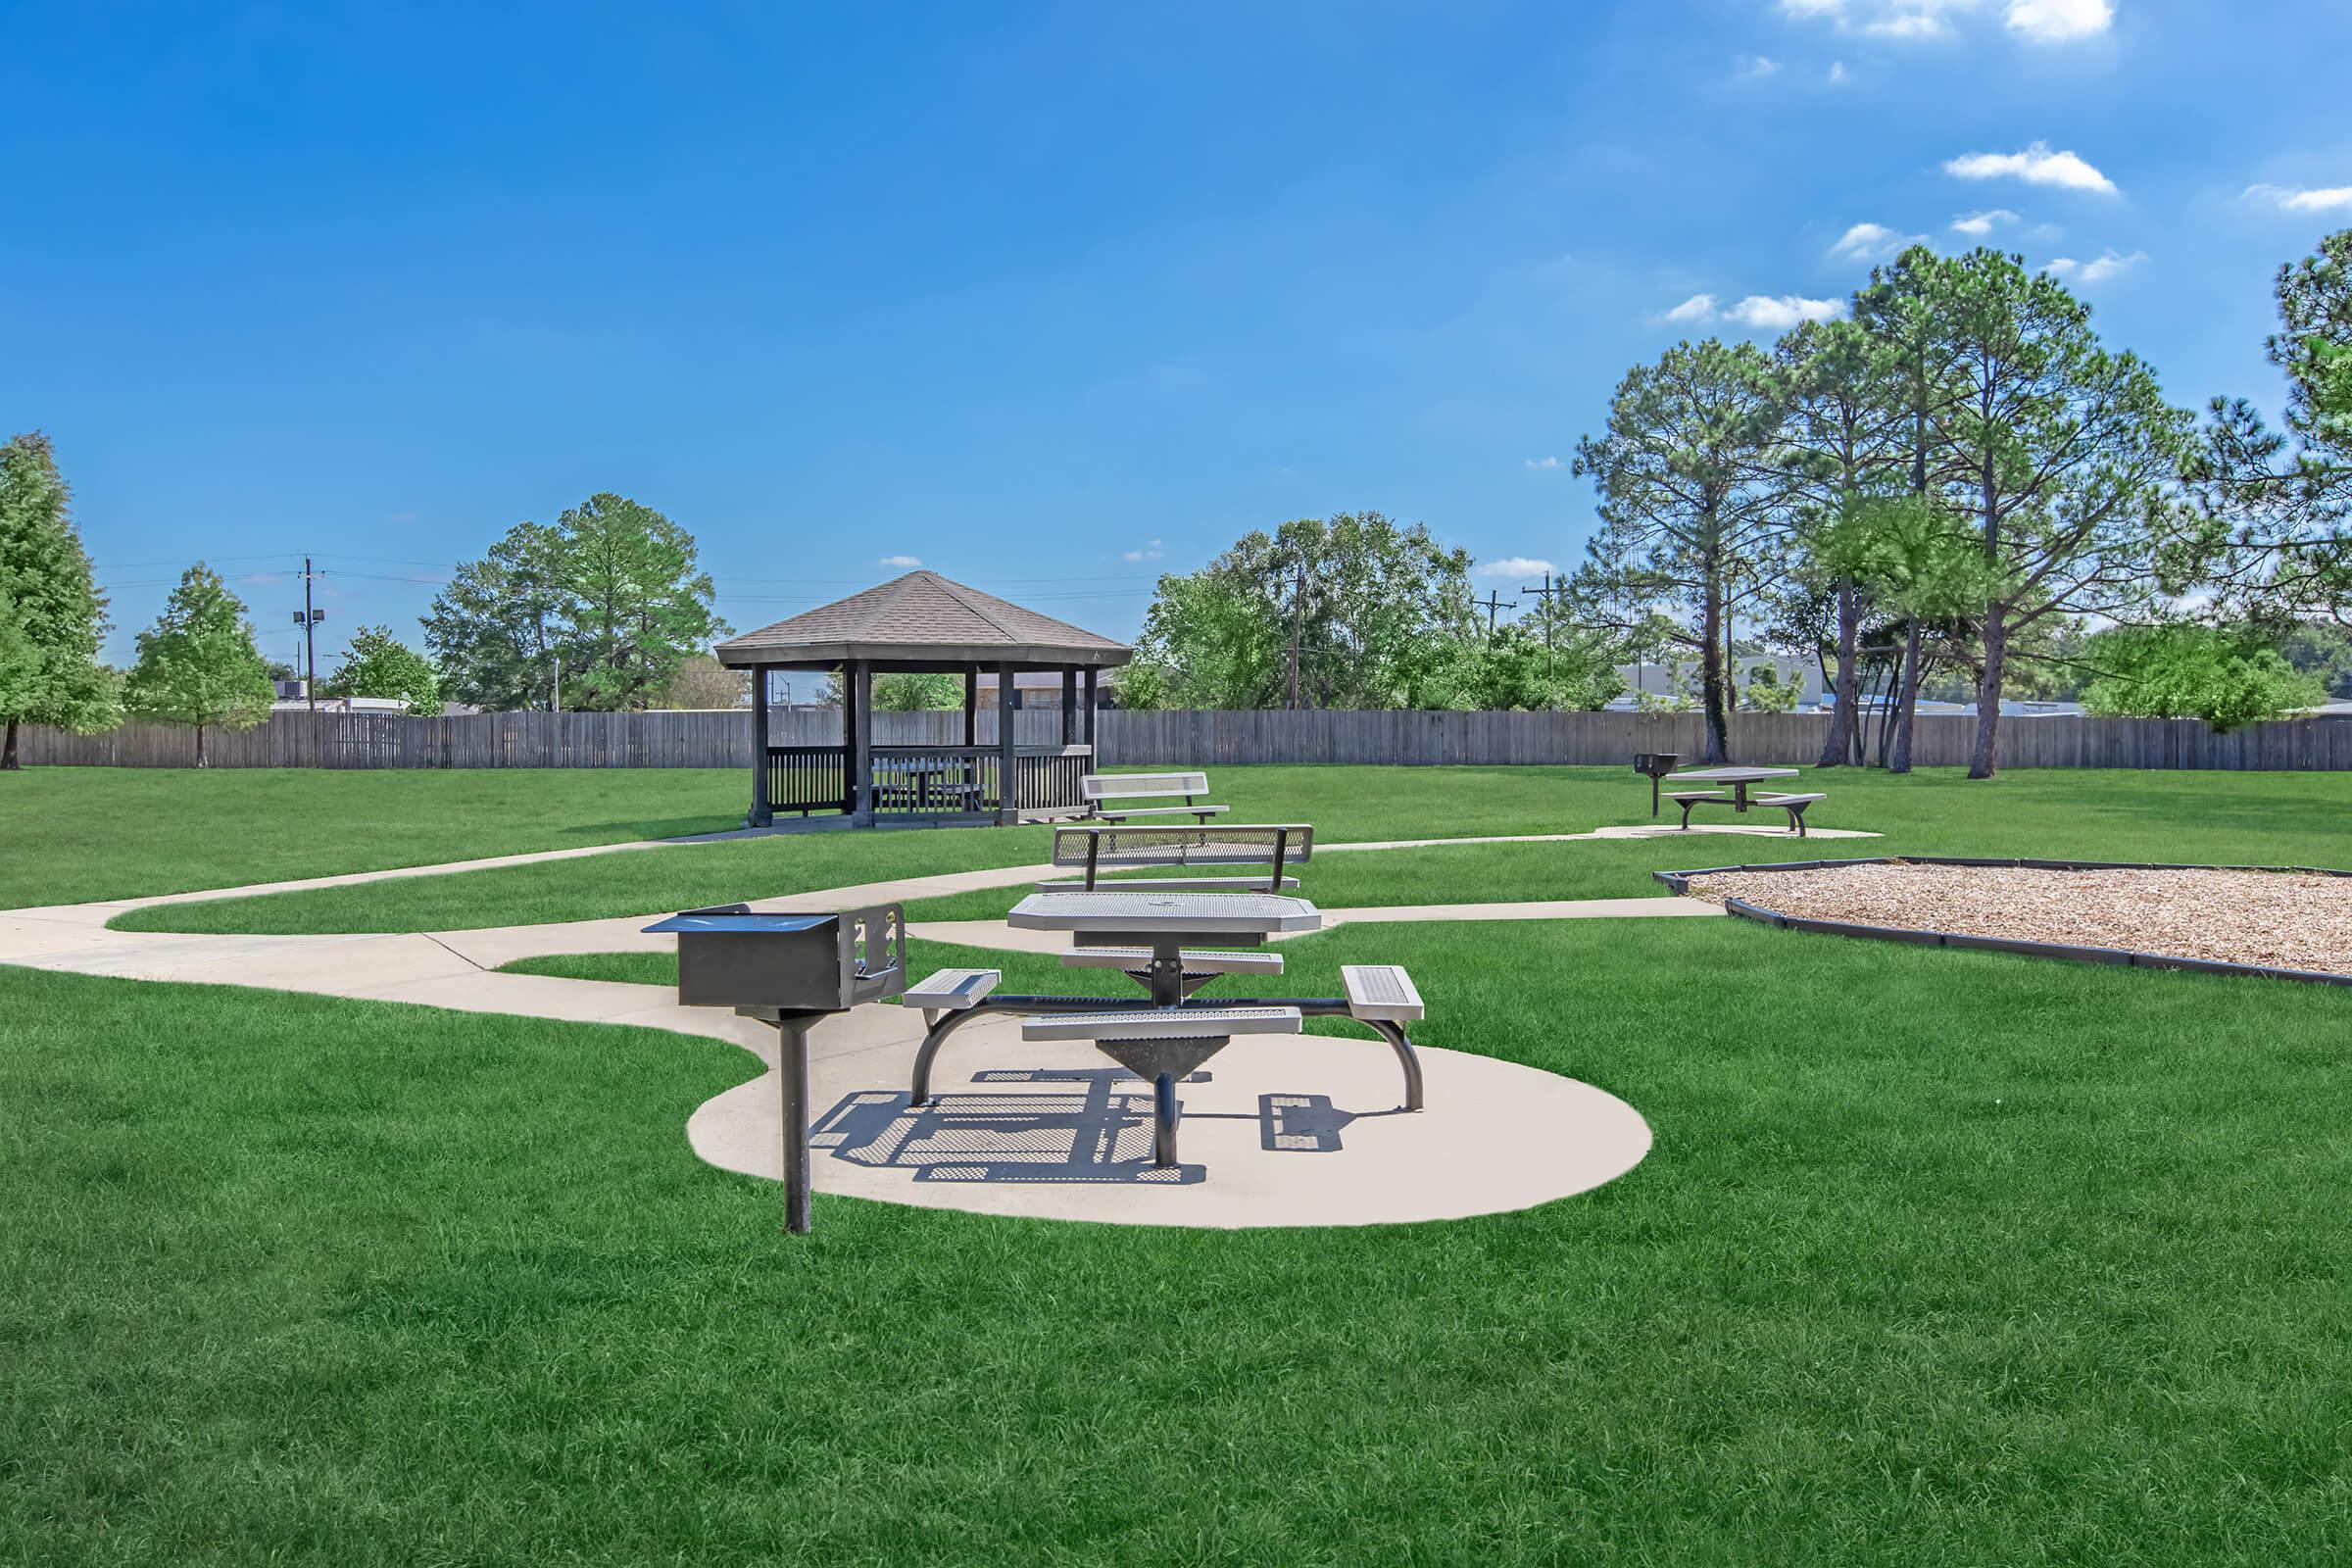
[1020, 1005, 1304, 1043]
[1038, 874, 1299, 892]
[1341, 964, 1424, 1022]
[1668, 788, 1825, 836]
[904, 967, 1000, 1022]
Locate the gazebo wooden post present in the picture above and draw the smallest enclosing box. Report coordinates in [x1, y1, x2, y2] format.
[749, 664, 772, 826]
[1060, 667, 1077, 746]
[1082, 667, 1098, 748]
[995, 661, 1018, 825]
[848, 661, 873, 825]
[962, 669, 978, 747]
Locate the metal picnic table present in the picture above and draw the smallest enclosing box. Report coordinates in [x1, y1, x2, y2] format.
[906, 888, 1423, 1168]
[1661, 764, 1799, 813]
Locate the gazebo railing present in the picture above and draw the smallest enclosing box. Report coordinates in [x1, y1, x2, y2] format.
[765, 743, 1091, 817]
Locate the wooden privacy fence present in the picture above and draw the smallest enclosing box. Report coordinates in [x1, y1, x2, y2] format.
[15, 708, 2352, 771]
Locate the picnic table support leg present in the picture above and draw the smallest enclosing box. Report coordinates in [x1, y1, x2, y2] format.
[1371, 1020, 1426, 1112]
[773, 1014, 814, 1234]
[1152, 1072, 1179, 1166]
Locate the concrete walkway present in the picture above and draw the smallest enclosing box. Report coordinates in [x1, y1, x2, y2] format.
[0, 816, 1873, 1229]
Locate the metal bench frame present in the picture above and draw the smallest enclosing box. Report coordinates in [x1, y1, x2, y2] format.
[1081, 771, 1226, 826]
[1045, 823, 1313, 894]
[1670, 790, 1823, 837]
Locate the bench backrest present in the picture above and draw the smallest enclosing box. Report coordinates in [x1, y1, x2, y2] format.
[1051, 823, 1313, 885]
[1082, 771, 1209, 802]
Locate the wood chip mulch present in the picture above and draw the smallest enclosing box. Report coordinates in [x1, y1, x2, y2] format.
[1684, 862, 2352, 978]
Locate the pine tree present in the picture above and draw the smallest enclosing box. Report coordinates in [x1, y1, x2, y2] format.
[122, 564, 276, 765]
[0, 432, 119, 768]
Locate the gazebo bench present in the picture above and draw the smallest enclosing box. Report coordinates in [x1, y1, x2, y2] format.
[1668, 790, 1825, 836]
[1082, 771, 1226, 825]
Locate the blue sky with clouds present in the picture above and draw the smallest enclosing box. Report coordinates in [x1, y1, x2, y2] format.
[7, 0, 2349, 664]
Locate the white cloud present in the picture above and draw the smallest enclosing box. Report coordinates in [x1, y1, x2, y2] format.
[1727, 294, 1847, 328]
[1827, 60, 1851, 84]
[2004, 0, 2112, 42]
[1783, 0, 2112, 43]
[1480, 557, 1558, 579]
[1944, 141, 2117, 194]
[2243, 183, 2352, 214]
[1829, 221, 1923, 262]
[1949, 207, 2021, 236]
[1121, 539, 1166, 563]
[2042, 248, 2144, 284]
[1736, 54, 1783, 78]
[878, 554, 921, 567]
[1524, 456, 1561, 470]
[1779, 0, 1983, 40]
[1664, 292, 1718, 322]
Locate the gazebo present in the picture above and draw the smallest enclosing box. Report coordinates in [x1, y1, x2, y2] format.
[714, 570, 1131, 829]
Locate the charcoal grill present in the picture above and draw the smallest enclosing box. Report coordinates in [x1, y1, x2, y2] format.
[645, 903, 906, 1233]
[1632, 753, 1681, 816]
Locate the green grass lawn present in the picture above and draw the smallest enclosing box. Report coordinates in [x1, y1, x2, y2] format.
[116, 763, 2352, 935]
[0, 766, 751, 906]
[11, 914, 2352, 1564]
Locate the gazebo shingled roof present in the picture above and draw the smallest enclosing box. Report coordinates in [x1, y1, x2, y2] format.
[715, 570, 1130, 669]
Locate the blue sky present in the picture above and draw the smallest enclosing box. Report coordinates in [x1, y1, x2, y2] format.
[7, 0, 2350, 668]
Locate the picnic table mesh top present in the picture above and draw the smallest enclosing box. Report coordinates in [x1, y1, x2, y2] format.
[1009, 891, 1323, 931]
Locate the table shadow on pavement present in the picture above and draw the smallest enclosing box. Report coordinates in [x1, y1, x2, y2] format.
[809, 1068, 1383, 1186]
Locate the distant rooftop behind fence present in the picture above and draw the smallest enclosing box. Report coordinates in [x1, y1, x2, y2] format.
[15, 708, 2349, 771]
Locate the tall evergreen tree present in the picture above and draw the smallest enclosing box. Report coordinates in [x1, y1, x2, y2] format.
[423, 520, 566, 711]
[122, 564, 276, 765]
[1573, 339, 1791, 762]
[552, 494, 726, 711]
[1921, 250, 2192, 778]
[0, 432, 118, 768]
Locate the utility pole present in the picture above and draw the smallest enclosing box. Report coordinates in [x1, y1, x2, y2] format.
[1521, 571, 1567, 703]
[1285, 565, 1307, 710]
[1473, 589, 1515, 635]
[291, 558, 326, 711]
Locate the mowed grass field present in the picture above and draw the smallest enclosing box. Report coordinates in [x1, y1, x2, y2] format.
[92, 764, 2352, 933]
[6, 763, 2352, 1562]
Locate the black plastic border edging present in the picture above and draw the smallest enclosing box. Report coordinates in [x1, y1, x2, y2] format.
[1654, 857, 2352, 989]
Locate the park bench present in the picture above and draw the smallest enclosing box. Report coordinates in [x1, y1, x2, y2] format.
[1038, 822, 1313, 893]
[1668, 789, 1826, 837]
[1081, 771, 1226, 825]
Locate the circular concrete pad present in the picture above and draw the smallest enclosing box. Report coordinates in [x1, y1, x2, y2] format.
[688, 1009, 1649, 1229]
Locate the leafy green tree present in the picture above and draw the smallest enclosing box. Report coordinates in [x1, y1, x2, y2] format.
[1573, 339, 1792, 761]
[122, 564, 276, 764]
[1126, 514, 1471, 710]
[552, 494, 728, 711]
[321, 624, 442, 714]
[1921, 249, 2192, 777]
[660, 654, 749, 710]
[2079, 624, 2324, 730]
[870, 672, 962, 711]
[2184, 229, 2352, 628]
[424, 520, 566, 711]
[0, 432, 119, 768]
[1424, 621, 1622, 711]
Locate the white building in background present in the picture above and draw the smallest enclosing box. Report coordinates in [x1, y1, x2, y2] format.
[1608, 654, 1829, 710]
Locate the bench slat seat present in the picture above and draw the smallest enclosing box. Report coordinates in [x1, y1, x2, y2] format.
[904, 968, 1000, 1010]
[1022, 1005, 1301, 1043]
[1342, 964, 1424, 1022]
[1094, 804, 1231, 821]
[1060, 946, 1286, 975]
[1750, 792, 1826, 805]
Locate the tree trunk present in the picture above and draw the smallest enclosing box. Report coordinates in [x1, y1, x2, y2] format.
[1, 717, 18, 770]
[1698, 589, 1730, 763]
[1969, 609, 2007, 780]
[1816, 577, 1859, 768]
[195, 724, 208, 768]
[1889, 619, 1925, 774]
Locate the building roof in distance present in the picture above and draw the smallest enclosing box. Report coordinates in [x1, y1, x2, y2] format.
[714, 570, 1132, 669]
